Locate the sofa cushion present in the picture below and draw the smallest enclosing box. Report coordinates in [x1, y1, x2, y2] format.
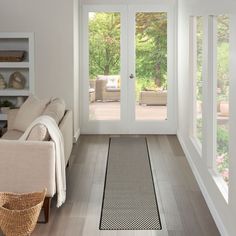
[27, 124, 49, 141]
[43, 98, 66, 124]
[13, 95, 49, 132]
[1, 130, 23, 140]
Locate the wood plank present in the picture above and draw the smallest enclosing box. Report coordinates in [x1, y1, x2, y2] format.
[26, 135, 220, 236]
[172, 187, 205, 236]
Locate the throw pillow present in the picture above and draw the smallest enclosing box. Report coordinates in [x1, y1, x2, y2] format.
[13, 95, 50, 132]
[27, 124, 49, 141]
[43, 98, 66, 124]
[106, 77, 119, 89]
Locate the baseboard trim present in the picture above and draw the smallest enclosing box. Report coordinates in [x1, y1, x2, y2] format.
[177, 131, 229, 236]
[73, 129, 80, 143]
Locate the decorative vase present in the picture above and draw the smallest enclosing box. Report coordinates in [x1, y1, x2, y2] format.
[8, 72, 26, 89]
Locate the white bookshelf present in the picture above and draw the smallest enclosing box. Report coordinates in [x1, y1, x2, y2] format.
[0, 32, 35, 121]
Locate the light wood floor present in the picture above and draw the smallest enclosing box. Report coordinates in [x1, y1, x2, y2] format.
[29, 135, 220, 236]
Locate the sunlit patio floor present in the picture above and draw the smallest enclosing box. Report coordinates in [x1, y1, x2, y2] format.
[89, 101, 167, 120]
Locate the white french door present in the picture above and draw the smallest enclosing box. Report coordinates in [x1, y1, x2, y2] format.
[81, 4, 176, 134]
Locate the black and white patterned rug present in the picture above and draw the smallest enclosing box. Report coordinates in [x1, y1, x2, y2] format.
[99, 137, 162, 230]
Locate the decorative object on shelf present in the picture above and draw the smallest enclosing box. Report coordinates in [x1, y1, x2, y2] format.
[0, 50, 25, 62]
[8, 71, 26, 89]
[15, 96, 25, 108]
[0, 73, 7, 89]
[0, 189, 46, 236]
[0, 33, 34, 120]
[0, 100, 14, 114]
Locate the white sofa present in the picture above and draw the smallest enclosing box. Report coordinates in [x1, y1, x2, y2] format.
[0, 97, 73, 222]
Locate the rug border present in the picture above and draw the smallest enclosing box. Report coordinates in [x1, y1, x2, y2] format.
[99, 137, 111, 230]
[99, 136, 162, 231]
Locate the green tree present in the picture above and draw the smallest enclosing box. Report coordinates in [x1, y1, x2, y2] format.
[89, 13, 120, 77]
[217, 15, 230, 97]
[136, 13, 167, 87]
[89, 12, 168, 87]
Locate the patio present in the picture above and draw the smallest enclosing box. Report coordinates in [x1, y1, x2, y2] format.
[89, 101, 167, 120]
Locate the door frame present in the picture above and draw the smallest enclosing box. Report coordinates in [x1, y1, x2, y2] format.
[80, 3, 177, 134]
[127, 4, 177, 134]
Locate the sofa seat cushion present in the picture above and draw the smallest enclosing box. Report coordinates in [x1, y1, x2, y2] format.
[1, 130, 23, 140]
[13, 95, 50, 132]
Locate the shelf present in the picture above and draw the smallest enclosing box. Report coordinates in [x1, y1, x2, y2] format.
[0, 32, 33, 39]
[0, 113, 7, 121]
[0, 89, 30, 96]
[0, 62, 29, 68]
[0, 32, 34, 101]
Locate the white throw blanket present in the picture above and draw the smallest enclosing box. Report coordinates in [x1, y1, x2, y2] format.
[19, 115, 66, 207]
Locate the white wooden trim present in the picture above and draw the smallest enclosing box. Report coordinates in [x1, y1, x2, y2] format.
[0, 32, 32, 39]
[0, 89, 30, 96]
[177, 131, 230, 236]
[81, 5, 127, 133]
[204, 16, 217, 169]
[80, 4, 177, 134]
[228, 13, 236, 212]
[28, 32, 35, 94]
[127, 4, 176, 133]
[189, 16, 204, 155]
[0, 62, 29, 68]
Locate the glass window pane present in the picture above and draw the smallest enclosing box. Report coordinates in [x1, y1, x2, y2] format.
[194, 16, 203, 144]
[135, 12, 167, 120]
[216, 15, 230, 183]
[88, 12, 121, 120]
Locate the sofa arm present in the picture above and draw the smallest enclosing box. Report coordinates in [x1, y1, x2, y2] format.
[7, 109, 19, 130]
[0, 140, 56, 197]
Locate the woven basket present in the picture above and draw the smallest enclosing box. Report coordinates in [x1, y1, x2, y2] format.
[0, 189, 46, 236]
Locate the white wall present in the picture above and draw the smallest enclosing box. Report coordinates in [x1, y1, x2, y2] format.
[178, 0, 236, 235]
[0, 0, 80, 138]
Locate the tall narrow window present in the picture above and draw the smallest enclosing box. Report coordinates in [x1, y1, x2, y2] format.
[215, 15, 230, 183]
[196, 16, 204, 143]
[192, 16, 203, 146]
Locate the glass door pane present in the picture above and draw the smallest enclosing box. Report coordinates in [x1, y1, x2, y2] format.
[88, 12, 121, 120]
[135, 12, 168, 120]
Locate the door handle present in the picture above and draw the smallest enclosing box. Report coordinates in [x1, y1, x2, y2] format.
[129, 74, 134, 79]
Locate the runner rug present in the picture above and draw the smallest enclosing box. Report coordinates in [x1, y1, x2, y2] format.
[99, 137, 162, 230]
